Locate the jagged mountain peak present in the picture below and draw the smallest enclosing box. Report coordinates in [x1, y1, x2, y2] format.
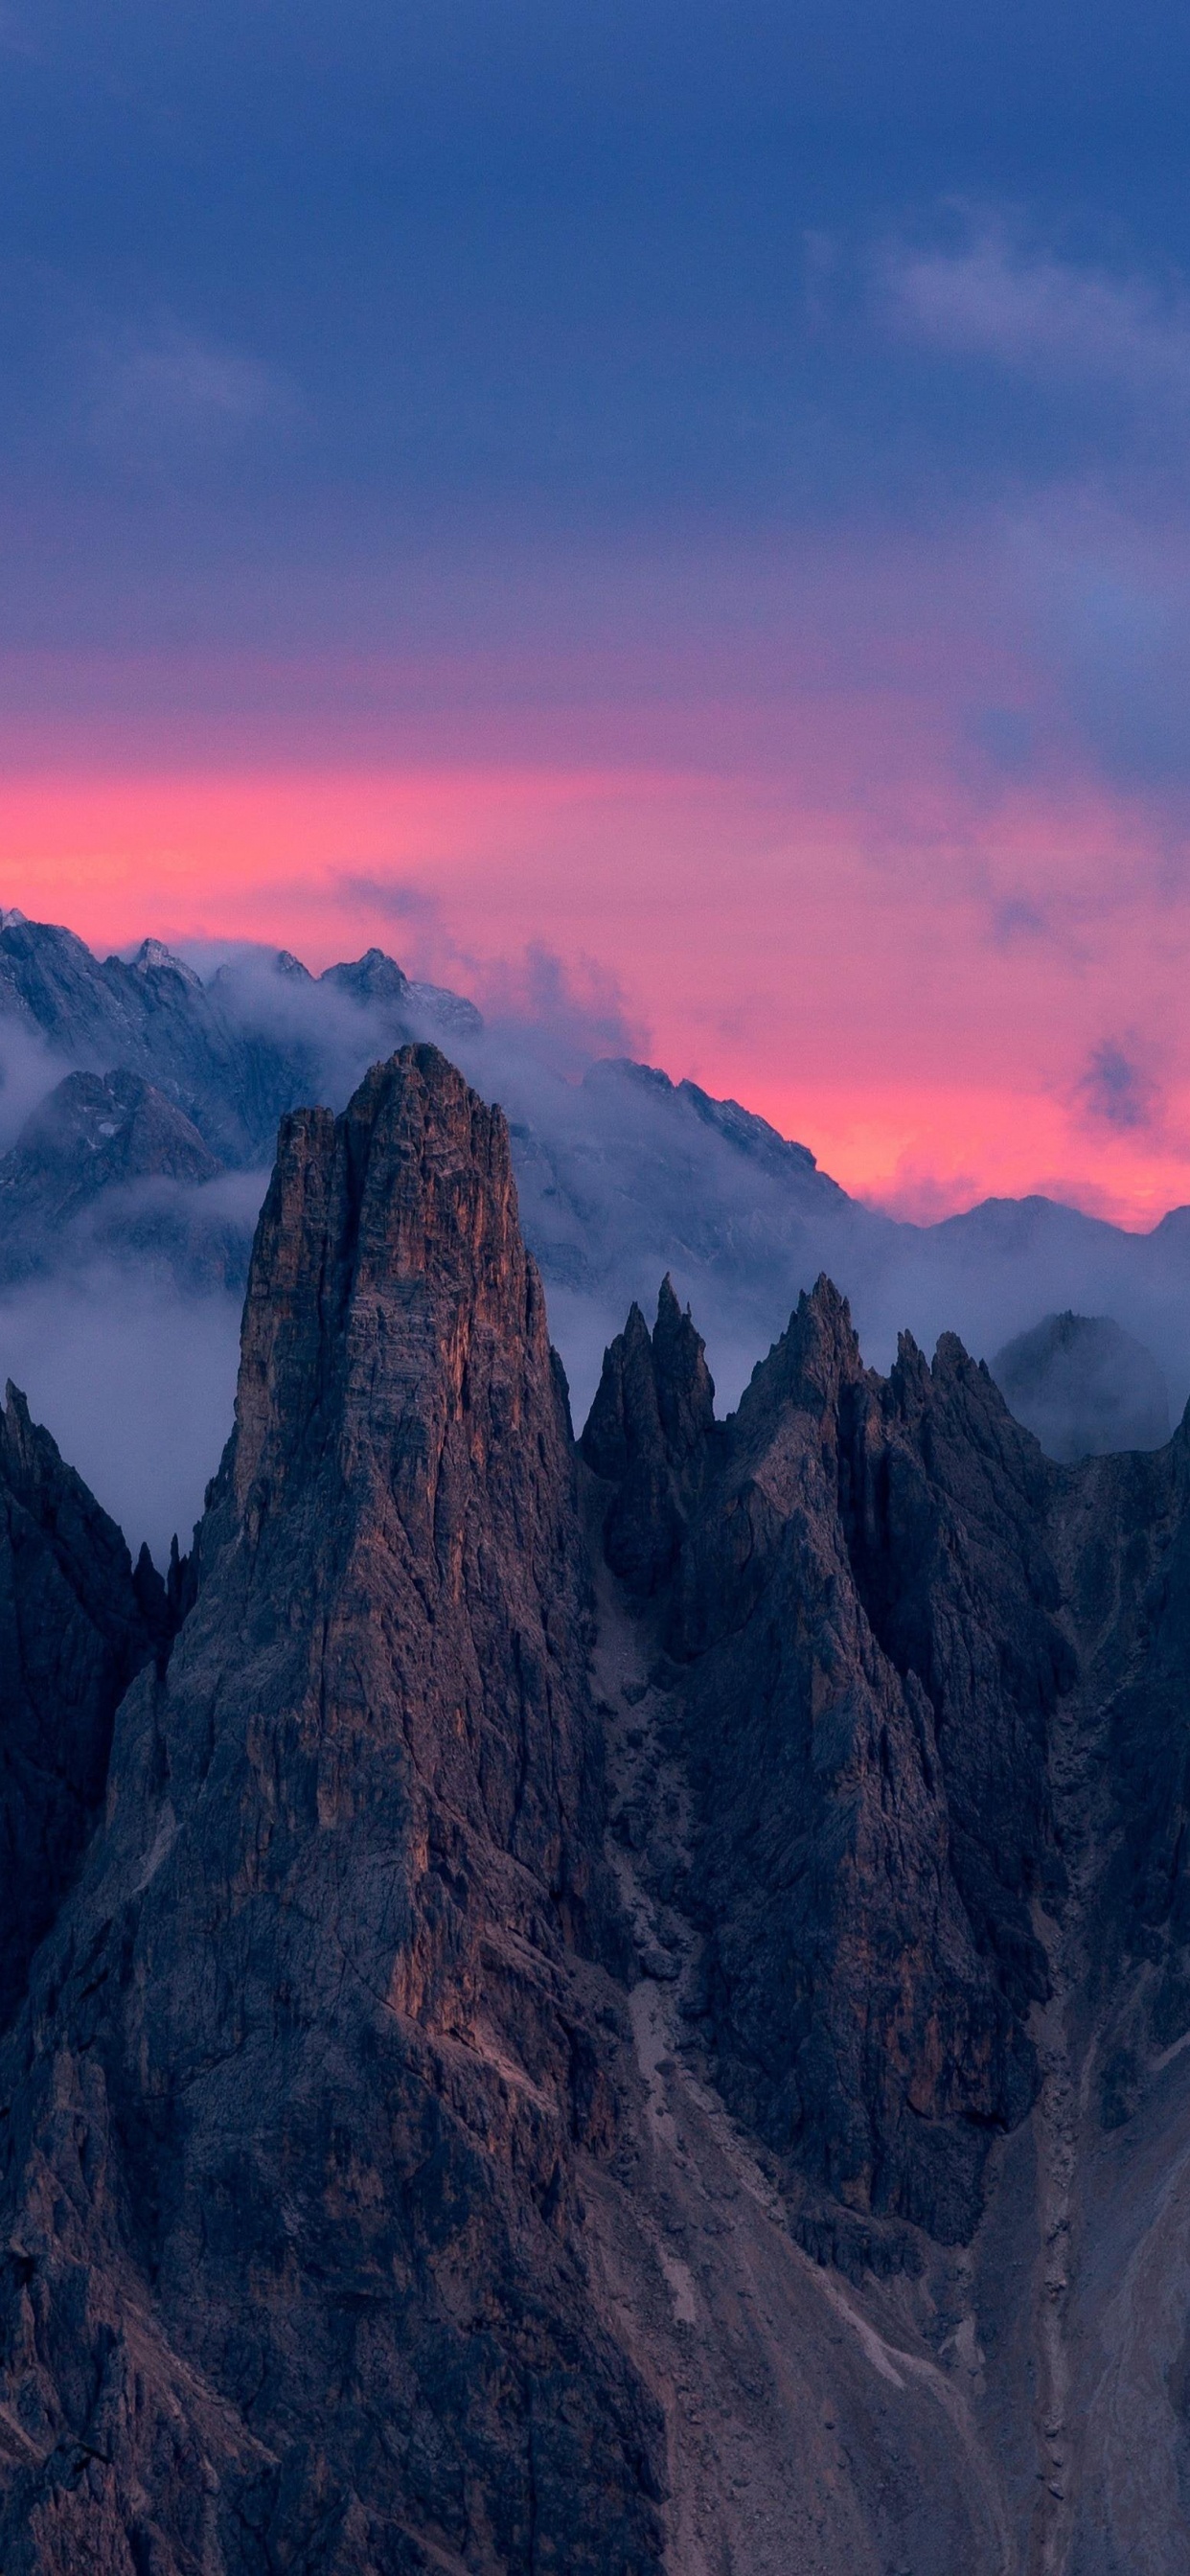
[8, 905, 1190, 1540]
[734, 1268, 866, 1438]
[234, 1041, 553, 1541]
[126, 936, 203, 988]
[5, 1054, 1190, 2563]
[0, 1036, 662, 2573]
[993, 1305, 1172, 1460]
[582, 1051, 834, 1190]
[651, 1268, 716, 1458]
[3, 1371, 34, 1440]
[580, 1273, 717, 1594]
[11, 1065, 219, 1175]
[0, 1067, 225, 1286]
[318, 943, 412, 1006]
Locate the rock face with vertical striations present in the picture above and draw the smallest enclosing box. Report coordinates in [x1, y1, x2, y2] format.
[652, 1280, 1069, 2254]
[11, 1048, 1190, 2569]
[0, 1046, 662, 2576]
[579, 1272, 1190, 2566]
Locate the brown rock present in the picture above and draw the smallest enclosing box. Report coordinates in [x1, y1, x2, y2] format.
[0, 1046, 662, 2574]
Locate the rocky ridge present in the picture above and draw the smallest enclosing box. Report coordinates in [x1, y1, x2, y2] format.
[3, 909, 1190, 1468]
[0, 1070, 227, 1286]
[1, 1044, 1190, 2568]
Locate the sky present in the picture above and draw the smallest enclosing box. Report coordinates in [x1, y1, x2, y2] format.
[3, 1, 1190, 1220]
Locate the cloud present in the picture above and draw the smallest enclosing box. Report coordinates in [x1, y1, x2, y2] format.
[11, 933, 1190, 1551]
[0, 1264, 241, 1562]
[884, 229, 1190, 413]
[337, 875, 447, 931]
[1076, 1039, 1164, 1135]
[0, 1016, 71, 1151]
[862, 1152, 984, 1224]
[89, 323, 297, 455]
[988, 892, 1053, 947]
[13, 908, 1190, 1552]
[330, 874, 648, 1072]
[475, 943, 645, 1073]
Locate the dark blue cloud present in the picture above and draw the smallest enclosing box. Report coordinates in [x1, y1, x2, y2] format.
[1077, 1041, 1164, 1134]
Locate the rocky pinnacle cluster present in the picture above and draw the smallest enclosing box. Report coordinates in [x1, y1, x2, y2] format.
[1, 1045, 1189, 2572]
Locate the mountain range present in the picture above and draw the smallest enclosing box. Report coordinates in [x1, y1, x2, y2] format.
[1, 908, 1188, 1552]
[2, 1038, 1189, 2571]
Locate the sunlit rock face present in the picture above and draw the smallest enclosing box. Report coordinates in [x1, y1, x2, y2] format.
[0, 1047, 662, 2576]
[5, 1045, 1190, 2572]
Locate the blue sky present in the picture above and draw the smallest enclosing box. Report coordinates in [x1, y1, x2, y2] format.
[3, 1, 1188, 610]
[4, 1, 1190, 1224]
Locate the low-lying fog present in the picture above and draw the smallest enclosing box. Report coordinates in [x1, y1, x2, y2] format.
[2, 940, 1188, 1561]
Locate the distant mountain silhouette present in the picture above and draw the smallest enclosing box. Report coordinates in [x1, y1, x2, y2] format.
[994, 1308, 1171, 1460]
[4, 907, 1190, 1546]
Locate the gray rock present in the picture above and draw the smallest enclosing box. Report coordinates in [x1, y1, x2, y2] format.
[0, 1070, 224, 1282]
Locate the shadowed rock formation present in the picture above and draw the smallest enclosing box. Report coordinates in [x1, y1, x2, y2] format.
[583, 1273, 1190, 2567]
[579, 1276, 717, 1595]
[8, 1051, 1190, 2569]
[0, 1384, 162, 2031]
[653, 1281, 1064, 2252]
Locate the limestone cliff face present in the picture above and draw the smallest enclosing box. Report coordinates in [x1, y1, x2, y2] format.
[0, 1047, 661, 2576]
[11, 1053, 1190, 2572]
[636, 1281, 1062, 2251]
[579, 1275, 1190, 2567]
[1061, 1418, 1190, 2075]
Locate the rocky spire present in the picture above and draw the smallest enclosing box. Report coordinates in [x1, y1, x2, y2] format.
[665, 1282, 1068, 2250]
[10, 1061, 1190, 2566]
[0, 1046, 661, 2573]
[581, 1274, 716, 1593]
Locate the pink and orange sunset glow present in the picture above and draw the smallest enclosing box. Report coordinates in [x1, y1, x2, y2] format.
[4, 0, 1190, 1236]
[9, 11, 1190, 2557]
[2, 725, 1186, 1228]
